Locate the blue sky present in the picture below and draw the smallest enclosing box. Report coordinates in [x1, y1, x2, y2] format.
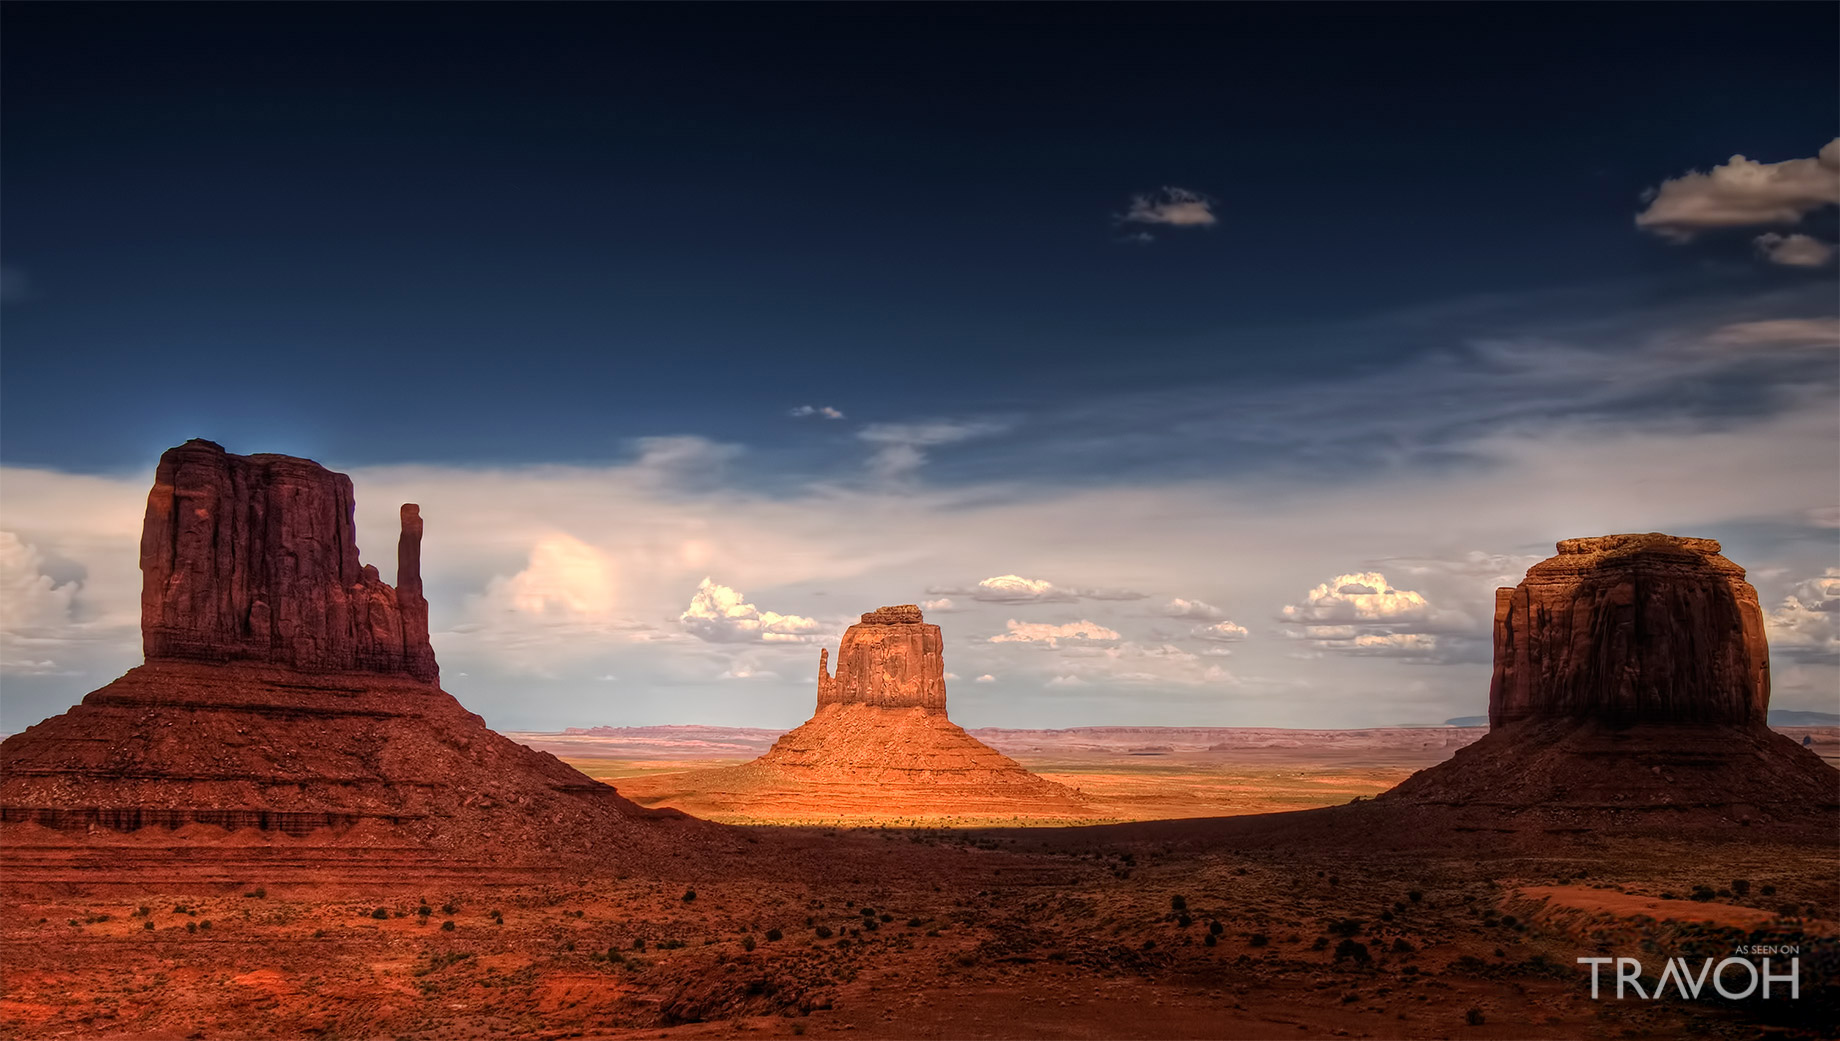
[3, 5, 1837, 733]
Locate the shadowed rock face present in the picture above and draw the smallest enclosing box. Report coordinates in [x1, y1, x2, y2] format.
[1488, 533, 1768, 727]
[140, 439, 438, 682]
[816, 605, 947, 712]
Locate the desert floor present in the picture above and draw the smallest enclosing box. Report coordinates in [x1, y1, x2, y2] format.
[3, 726, 1835, 1039]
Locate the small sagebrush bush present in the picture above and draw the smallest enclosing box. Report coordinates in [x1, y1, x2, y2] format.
[1170, 895, 1187, 912]
[742, 934, 757, 952]
[815, 925, 833, 939]
[1333, 939, 1370, 963]
[441, 920, 455, 932]
[766, 928, 783, 942]
[1465, 1007, 1485, 1026]
[370, 908, 389, 920]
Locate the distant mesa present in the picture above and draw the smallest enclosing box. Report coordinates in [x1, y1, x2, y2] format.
[1382, 533, 1838, 824]
[623, 606, 1091, 822]
[0, 439, 698, 881]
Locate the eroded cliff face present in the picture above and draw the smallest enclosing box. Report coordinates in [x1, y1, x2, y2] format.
[816, 605, 948, 713]
[1487, 533, 1768, 727]
[139, 439, 437, 682]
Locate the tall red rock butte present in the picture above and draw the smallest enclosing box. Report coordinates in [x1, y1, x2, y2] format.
[624, 606, 1092, 823]
[0, 440, 697, 883]
[1383, 533, 1836, 824]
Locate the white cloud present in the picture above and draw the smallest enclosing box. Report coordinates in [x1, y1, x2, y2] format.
[679, 578, 822, 644]
[1045, 674, 1089, 688]
[1708, 317, 1840, 349]
[975, 673, 996, 683]
[1765, 568, 1840, 663]
[1280, 571, 1431, 624]
[988, 619, 1121, 648]
[1636, 139, 1840, 241]
[790, 405, 846, 420]
[493, 534, 616, 617]
[0, 532, 84, 673]
[858, 419, 1006, 479]
[1192, 620, 1250, 642]
[921, 597, 957, 612]
[931, 573, 1146, 604]
[1160, 597, 1226, 621]
[1119, 186, 1217, 228]
[1754, 232, 1835, 267]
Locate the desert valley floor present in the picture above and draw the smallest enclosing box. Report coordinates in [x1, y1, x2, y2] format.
[4, 723, 1835, 1040]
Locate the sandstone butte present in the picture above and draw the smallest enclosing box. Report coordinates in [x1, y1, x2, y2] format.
[639, 606, 1093, 823]
[0, 439, 700, 884]
[1381, 533, 1837, 822]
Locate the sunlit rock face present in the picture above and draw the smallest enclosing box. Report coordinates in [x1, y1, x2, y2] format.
[816, 605, 948, 712]
[1488, 534, 1768, 728]
[139, 438, 438, 682]
[649, 604, 1090, 822]
[1, 440, 700, 870]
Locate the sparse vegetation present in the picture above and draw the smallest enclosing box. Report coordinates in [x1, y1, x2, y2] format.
[1333, 939, 1370, 963]
[1466, 1007, 1486, 1026]
[370, 907, 389, 920]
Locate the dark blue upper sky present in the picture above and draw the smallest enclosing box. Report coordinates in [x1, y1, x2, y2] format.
[5, 3, 1835, 471]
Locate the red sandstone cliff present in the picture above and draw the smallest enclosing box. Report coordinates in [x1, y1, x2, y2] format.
[816, 605, 948, 711]
[1488, 534, 1766, 727]
[1384, 533, 1835, 823]
[1, 441, 703, 876]
[140, 439, 438, 682]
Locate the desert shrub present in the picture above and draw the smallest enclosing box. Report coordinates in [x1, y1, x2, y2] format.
[441, 920, 455, 932]
[1690, 886, 1716, 902]
[864, 918, 879, 931]
[186, 922, 197, 933]
[1407, 890, 1423, 903]
[632, 938, 646, 950]
[199, 920, 212, 930]
[815, 925, 833, 939]
[682, 888, 697, 902]
[441, 902, 458, 915]
[1380, 910, 1394, 922]
[766, 928, 783, 942]
[1328, 918, 1363, 937]
[1250, 933, 1269, 947]
[489, 909, 504, 924]
[143, 921, 154, 930]
[370, 908, 389, 920]
[135, 906, 151, 917]
[1465, 1007, 1485, 1025]
[1732, 879, 1751, 897]
[1761, 884, 1776, 896]
[417, 905, 432, 919]
[859, 906, 875, 918]
[1333, 939, 1370, 963]
[245, 887, 266, 899]
[1310, 936, 1328, 950]
[1177, 914, 1192, 928]
[1500, 915, 1517, 927]
[879, 913, 893, 923]
[742, 934, 757, 952]
[1203, 933, 1217, 947]
[1208, 920, 1224, 935]
[1327, 876, 1339, 887]
[173, 904, 190, 914]
[1170, 895, 1187, 912]
[1392, 938, 1414, 954]
[1402, 964, 1418, 975]
[907, 917, 923, 928]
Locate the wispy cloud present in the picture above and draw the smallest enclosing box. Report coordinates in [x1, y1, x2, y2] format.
[988, 619, 1121, 648]
[1119, 186, 1217, 229]
[930, 574, 1146, 604]
[1754, 232, 1835, 267]
[789, 405, 846, 419]
[857, 419, 1007, 479]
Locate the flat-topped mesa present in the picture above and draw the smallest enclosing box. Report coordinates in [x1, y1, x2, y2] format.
[1488, 533, 1767, 728]
[815, 604, 948, 712]
[139, 439, 438, 682]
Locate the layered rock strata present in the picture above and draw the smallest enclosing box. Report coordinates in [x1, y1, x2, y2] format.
[140, 439, 438, 682]
[1488, 534, 1767, 727]
[1383, 534, 1836, 824]
[1, 441, 697, 876]
[633, 607, 1090, 822]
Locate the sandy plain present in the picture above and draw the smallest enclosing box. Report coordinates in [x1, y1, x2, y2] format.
[4, 725, 1835, 1039]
